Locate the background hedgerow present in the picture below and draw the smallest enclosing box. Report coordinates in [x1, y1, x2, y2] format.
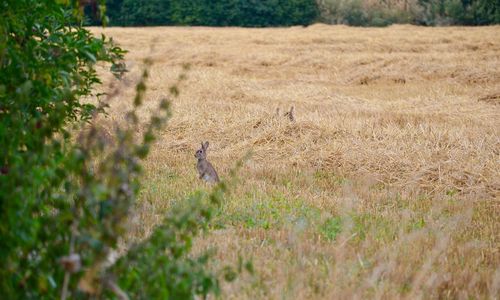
[85, 0, 500, 27]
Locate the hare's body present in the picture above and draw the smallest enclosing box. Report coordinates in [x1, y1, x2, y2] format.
[197, 159, 219, 183]
[195, 142, 220, 183]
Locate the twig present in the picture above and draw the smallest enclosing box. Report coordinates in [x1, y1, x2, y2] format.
[105, 279, 130, 300]
[61, 223, 77, 300]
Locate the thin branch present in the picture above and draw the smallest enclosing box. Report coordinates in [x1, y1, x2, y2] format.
[61, 223, 77, 300]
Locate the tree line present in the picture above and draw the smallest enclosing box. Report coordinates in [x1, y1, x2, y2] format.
[317, 0, 500, 26]
[93, 0, 319, 27]
[86, 0, 500, 27]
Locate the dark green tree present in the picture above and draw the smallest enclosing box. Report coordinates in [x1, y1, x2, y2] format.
[117, 0, 172, 25]
[98, 0, 319, 27]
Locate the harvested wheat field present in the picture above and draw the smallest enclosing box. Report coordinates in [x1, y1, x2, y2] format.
[91, 24, 500, 299]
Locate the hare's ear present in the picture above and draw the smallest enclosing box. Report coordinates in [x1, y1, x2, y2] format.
[203, 141, 209, 150]
[200, 142, 205, 149]
[287, 106, 295, 122]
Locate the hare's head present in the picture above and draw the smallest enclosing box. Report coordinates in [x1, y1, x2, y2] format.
[195, 141, 209, 160]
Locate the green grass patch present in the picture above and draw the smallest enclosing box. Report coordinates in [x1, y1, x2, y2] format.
[313, 170, 347, 186]
[220, 191, 321, 230]
[351, 213, 397, 243]
[319, 216, 343, 241]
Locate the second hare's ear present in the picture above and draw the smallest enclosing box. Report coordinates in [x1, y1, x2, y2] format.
[204, 141, 209, 149]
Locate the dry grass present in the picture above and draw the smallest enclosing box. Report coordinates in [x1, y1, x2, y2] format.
[91, 24, 500, 299]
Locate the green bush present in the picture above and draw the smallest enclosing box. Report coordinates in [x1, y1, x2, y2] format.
[1, 2, 124, 296]
[340, 0, 367, 26]
[1, 1, 246, 298]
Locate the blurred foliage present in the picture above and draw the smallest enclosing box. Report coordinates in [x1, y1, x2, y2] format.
[0, 0, 247, 298]
[0, 1, 124, 296]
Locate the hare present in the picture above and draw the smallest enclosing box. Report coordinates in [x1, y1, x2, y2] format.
[195, 141, 220, 183]
[274, 106, 295, 122]
[283, 106, 295, 122]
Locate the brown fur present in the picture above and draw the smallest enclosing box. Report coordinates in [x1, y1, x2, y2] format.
[195, 141, 220, 183]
